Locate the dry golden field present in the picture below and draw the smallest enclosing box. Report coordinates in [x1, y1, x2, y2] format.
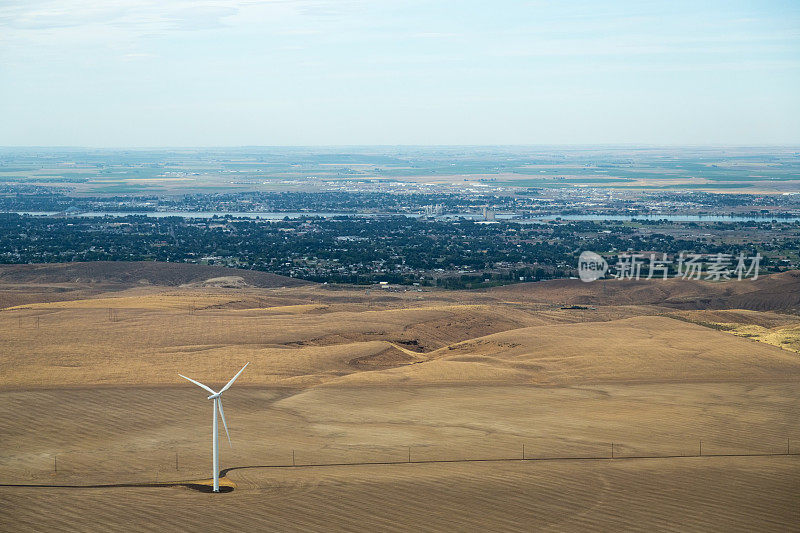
[1, 264, 799, 532]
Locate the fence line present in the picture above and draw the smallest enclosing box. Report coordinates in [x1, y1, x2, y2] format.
[4, 436, 796, 485]
[221, 450, 799, 475]
[1, 450, 797, 492]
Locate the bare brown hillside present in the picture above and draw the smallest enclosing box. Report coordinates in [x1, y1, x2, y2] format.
[1, 265, 799, 532]
[0, 261, 310, 288]
[488, 270, 800, 312]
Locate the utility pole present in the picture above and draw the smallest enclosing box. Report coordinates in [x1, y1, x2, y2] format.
[522, 443, 525, 460]
[175, 451, 179, 471]
[54, 455, 57, 474]
[408, 447, 411, 463]
[292, 450, 296, 466]
[699, 440, 702, 457]
[611, 442, 614, 459]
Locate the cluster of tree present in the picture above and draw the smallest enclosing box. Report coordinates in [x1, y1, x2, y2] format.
[1, 214, 796, 287]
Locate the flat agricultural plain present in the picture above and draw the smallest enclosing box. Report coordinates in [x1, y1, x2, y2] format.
[1, 263, 799, 532]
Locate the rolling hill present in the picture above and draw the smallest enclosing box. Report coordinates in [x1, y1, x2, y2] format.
[0, 261, 310, 288]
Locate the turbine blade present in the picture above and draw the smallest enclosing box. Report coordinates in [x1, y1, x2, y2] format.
[178, 374, 216, 395]
[218, 362, 250, 394]
[217, 398, 232, 447]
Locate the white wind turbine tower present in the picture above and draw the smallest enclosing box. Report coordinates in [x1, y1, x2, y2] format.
[179, 362, 250, 492]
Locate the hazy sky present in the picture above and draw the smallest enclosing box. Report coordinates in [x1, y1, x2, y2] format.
[1, 0, 799, 146]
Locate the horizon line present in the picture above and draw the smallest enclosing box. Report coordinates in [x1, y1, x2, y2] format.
[1, 143, 799, 150]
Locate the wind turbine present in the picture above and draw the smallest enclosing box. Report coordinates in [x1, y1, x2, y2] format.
[179, 362, 250, 492]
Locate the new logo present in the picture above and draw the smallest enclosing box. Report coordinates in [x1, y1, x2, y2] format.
[578, 251, 608, 282]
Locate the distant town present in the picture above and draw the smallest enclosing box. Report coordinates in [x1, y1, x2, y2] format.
[1, 147, 798, 287]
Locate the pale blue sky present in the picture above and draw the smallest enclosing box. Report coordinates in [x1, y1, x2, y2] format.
[1, 0, 799, 146]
